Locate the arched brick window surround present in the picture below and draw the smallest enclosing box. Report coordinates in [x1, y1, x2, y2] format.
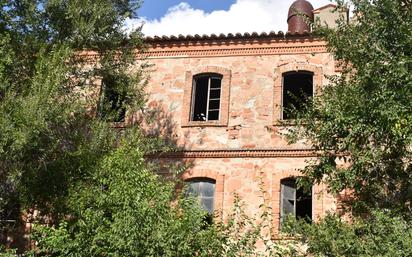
[182, 171, 225, 216]
[182, 66, 231, 127]
[273, 63, 323, 123]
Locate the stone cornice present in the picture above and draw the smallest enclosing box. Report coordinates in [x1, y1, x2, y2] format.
[147, 149, 319, 159]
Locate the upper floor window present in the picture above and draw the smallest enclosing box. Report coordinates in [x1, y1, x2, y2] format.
[186, 178, 216, 214]
[280, 177, 312, 223]
[282, 71, 313, 120]
[98, 76, 126, 122]
[191, 74, 222, 122]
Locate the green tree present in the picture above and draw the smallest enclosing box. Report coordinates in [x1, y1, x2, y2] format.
[290, 0, 412, 213]
[0, 0, 146, 250]
[283, 0, 412, 256]
[0, 1, 271, 256]
[283, 209, 412, 257]
[31, 135, 272, 257]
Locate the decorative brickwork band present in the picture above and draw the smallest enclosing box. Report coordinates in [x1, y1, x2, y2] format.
[148, 149, 319, 159]
[77, 37, 327, 62]
[144, 45, 327, 59]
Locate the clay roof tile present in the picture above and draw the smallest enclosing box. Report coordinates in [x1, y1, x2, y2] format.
[144, 31, 312, 43]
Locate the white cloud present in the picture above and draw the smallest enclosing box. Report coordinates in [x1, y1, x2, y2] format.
[125, 0, 335, 37]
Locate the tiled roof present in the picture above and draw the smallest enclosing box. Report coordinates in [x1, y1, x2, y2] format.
[145, 30, 312, 42]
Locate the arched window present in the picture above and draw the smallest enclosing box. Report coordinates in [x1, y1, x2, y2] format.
[186, 178, 216, 214]
[191, 73, 222, 121]
[280, 177, 312, 223]
[282, 71, 313, 119]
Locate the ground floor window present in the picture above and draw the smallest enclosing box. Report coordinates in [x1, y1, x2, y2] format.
[186, 178, 216, 214]
[280, 177, 312, 223]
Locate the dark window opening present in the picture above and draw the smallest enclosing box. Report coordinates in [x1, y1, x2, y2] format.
[282, 71, 313, 119]
[191, 74, 222, 121]
[99, 76, 126, 122]
[186, 178, 216, 215]
[280, 178, 312, 224]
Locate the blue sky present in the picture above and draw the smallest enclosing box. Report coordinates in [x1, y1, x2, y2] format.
[127, 0, 334, 36]
[138, 0, 235, 20]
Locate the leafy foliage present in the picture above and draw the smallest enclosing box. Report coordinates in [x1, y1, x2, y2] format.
[0, 1, 278, 256]
[0, 0, 147, 251]
[283, 210, 412, 257]
[289, 0, 412, 213]
[33, 136, 216, 256]
[282, 0, 412, 256]
[31, 136, 276, 257]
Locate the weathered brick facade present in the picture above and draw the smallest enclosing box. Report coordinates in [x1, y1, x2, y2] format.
[142, 21, 341, 233]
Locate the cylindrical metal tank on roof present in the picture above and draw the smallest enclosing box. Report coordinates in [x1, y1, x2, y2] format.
[287, 0, 314, 33]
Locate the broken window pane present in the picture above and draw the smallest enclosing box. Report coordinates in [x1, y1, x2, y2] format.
[192, 76, 209, 121]
[296, 186, 312, 221]
[208, 111, 219, 121]
[208, 99, 220, 110]
[282, 71, 313, 119]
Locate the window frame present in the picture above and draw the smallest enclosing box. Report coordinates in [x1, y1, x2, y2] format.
[281, 70, 314, 120]
[273, 63, 323, 124]
[280, 177, 313, 225]
[182, 66, 231, 127]
[186, 178, 216, 215]
[190, 73, 222, 122]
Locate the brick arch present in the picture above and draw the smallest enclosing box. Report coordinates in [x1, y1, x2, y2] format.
[191, 66, 231, 77]
[273, 62, 323, 123]
[181, 169, 220, 181]
[182, 66, 231, 127]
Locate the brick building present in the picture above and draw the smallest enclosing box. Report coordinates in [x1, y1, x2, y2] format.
[136, 0, 348, 233]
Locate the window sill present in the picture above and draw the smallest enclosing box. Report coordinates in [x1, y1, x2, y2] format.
[182, 120, 228, 128]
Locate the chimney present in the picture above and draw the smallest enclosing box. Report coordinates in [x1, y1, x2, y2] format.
[287, 0, 314, 33]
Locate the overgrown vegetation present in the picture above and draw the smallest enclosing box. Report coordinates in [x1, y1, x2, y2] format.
[0, 1, 275, 256]
[283, 0, 412, 255]
[31, 135, 264, 256]
[1, 0, 411, 256]
[0, 0, 147, 252]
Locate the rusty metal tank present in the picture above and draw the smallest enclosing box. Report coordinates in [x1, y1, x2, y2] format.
[287, 0, 314, 33]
